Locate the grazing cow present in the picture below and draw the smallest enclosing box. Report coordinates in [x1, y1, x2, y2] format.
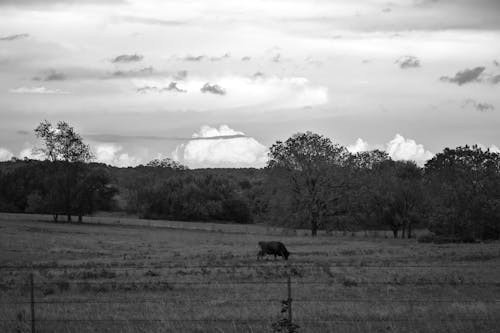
[257, 241, 290, 260]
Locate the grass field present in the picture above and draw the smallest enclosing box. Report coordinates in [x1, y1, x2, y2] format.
[1, 216, 499, 332]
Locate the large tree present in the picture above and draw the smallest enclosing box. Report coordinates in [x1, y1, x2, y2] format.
[425, 145, 500, 240]
[267, 132, 349, 236]
[34, 120, 93, 221]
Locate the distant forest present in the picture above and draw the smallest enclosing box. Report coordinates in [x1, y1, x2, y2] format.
[1, 121, 499, 241]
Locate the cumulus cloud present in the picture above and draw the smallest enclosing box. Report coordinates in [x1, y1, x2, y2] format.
[462, 99, 495, 112]
[18, 147, 44, 160]
[493, 60, 499, 67]
[241, 56, 251, 61]
[0, 148, 14, 161]
[200, 82, 226, 95]
[395, 55, 421, 69]
[272, 53, 281, 63]
[489, 145, 500, 153]
[348, 135, 433, 166]
[173, 125, 268, 168]
[111, 54, 143, 63]
[0, 33, 29, 41]
[386, 134, 433, 166]
[347, 138, 370, 153]
[33, 69, 66, 81]
[9, 86, 69, 94]
[95, 143, 141, 167]
[440, 67, 485, 85]
[136, 81, 186, 93]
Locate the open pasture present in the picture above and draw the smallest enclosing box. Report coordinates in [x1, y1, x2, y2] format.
[1, 217, 500, 332]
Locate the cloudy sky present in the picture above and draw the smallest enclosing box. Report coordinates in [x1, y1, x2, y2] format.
[1, 0, 499, 167]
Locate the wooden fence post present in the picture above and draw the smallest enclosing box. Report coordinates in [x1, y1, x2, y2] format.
[287, 274, 292, 331]
[30, 272, 35, 333]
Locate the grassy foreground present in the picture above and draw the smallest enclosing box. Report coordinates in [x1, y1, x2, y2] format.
[0, 217, 499, 332]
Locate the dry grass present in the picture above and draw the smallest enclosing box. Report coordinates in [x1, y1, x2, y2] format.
[1, 216, 499, 332]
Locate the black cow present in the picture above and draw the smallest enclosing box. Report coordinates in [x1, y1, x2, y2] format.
[257, 241, 290, 260]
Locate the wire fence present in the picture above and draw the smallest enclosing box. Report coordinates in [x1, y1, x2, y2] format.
[2, 262, 500, 270]
[1, 264, 500, 333]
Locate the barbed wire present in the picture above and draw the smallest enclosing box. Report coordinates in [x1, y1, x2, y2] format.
[2, 280, 499, 289]
[2, 280, 499, 291]
[1, 262, 499, 271]
[1, 298, 499, 305]
[1, 317, 499, 323]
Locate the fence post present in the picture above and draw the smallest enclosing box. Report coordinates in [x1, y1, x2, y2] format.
[30, 272, 35, 333]
[287, 274, 292, 331]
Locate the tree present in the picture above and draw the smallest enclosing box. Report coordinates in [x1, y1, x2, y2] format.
[146, 158, 187, 170]
[35, 120, 92, 162]
[425, 145, 500, 240]
[73, 169, 117, 222]
[34, 120, 93, 222]
[267, 132, 350, 236]
[343, 150, 392, 233]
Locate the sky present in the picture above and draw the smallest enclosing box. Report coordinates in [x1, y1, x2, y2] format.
[0, 0, 499, 168]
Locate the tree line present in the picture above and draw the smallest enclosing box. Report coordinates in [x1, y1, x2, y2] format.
[0, 122, 499, 241]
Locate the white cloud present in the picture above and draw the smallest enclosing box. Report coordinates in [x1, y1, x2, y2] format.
[386, 134, 433, 166]
[347, 134, 433, 166]
[0, 148, 14, 161]
[9, 86, 70, 94]
[192, 124, 243, 138]
[347, 138, 370, 153]
[18, 146, 44, 160]
[95, 144, 142, 167]
[476, 143, 500, 154]
[173, 125, 268, 168]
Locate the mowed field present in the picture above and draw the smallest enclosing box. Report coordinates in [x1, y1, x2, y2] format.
[1, 217, 500, 333]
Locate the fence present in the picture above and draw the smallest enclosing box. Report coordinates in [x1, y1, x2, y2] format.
[1, 263, 500, 333]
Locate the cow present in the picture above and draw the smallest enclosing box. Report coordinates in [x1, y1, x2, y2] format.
[257, 241, 290, 260]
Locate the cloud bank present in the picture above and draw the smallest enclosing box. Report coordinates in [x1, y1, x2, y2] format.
[347, 134, 434, 166]
[347, 138, 370, 153]
[0, 148, 14, 161]
[9, 86, 69, 94]
[95, 143, 141, 167]
[173, 125, 268, 168]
